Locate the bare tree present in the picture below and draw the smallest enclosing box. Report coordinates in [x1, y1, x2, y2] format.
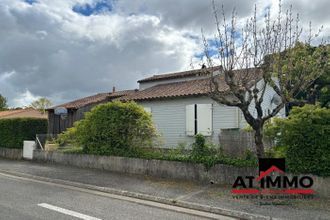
[203, 0, 328, 157]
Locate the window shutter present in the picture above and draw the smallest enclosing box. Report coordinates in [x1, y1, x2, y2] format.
[186, 104, 195, 136]
[197, 104, 212, 136]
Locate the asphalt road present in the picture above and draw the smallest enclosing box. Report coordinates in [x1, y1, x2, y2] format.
[0, 173, 234, 220]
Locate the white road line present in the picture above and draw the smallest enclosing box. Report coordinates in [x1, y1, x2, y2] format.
[38, 203, 102, 220]
[0, 172, 235, 220]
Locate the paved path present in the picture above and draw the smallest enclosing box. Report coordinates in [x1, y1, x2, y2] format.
[0, 159, 329, 220]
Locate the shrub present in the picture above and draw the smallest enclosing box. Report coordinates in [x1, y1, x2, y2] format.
[0, 118, 48, 149]
[265, 105, 330, 176]
[285, 105, 330, 176]
[191, 134, 216, 158]
[56, 126, 78, 146]
[70, 101, 157, 155]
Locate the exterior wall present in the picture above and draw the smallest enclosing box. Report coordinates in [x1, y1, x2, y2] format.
[137, 96, 240, 148]
[138, 80, 286, 148]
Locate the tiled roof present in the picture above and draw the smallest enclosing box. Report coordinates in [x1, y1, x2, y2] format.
[122, 68, 262, 101]
[49, 90, 136, 110]
[0, 108, 48, 119]
[137, 66, 222, 83]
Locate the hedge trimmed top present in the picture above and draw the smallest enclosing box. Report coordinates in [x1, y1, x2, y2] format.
[0, 118, 47, 149]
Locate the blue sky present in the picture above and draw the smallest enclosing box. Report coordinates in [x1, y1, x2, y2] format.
[73, 0, 114, 16]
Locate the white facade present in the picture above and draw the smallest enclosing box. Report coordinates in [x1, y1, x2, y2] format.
[138, 96, 242, 148]
[137, 73, 285, 148]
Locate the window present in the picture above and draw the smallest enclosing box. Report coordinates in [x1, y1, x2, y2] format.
[186, 104, 212, 136]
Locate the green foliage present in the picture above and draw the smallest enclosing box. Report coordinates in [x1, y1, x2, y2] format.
[30, 97, 52, 114]
[191, 134, 212, 158]
[0, 118, 47, 148]
[264, 145, 287, 158]
[264, 105, 330, 176]
[56, 126, 78, 146]
[317, 65, 330, 108]
[64, 101, 157, 155]
[56, 106, 257, 169]
[0, 94, 7, 111]
[271, 43, 329, 106]
[59, 136, 257, 170]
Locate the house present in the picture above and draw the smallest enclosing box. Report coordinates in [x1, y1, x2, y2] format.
[47, 90, 135, 134]
[48, 66, 285, 148]
[0, 108, 47, 119]
[121, 66, 285, 148]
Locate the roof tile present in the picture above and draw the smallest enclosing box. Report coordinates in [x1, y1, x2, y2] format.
[138, 66, 222, 83]
[49, 90, 136, 110]
[123, 68, 262, 101]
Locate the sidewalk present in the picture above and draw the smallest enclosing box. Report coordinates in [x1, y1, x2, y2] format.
[0, 159, 329, 220]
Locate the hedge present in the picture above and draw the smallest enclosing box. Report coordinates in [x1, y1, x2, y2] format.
[265, 105, 330, 176]
[0, 118, 48, 149]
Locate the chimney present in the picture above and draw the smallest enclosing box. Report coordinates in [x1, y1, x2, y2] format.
[112, 86, 116, 93]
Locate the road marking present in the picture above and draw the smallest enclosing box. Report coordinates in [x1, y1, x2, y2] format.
[38, 203, 102, 220]
[0, 171, 236, 220]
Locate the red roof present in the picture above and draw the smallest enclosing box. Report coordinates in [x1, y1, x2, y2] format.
[123, 68, 262, 101]
[138, 66, 222, 83]
[49, 90, 136, 110]
[0, 108, 47, 119]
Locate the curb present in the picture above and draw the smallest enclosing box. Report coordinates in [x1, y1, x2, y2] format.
[0, 168, 278, 220]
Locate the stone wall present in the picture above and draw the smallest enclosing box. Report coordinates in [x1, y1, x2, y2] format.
[0, 148, 23, 160]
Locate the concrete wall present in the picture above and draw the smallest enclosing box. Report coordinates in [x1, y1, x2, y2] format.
[0, 148, 23, 160]
[33, 150, 256, 184]
[32, 150, 330, 197]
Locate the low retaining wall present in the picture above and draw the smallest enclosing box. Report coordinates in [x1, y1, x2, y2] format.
[0, 148, 23, 160]
[33, 150, 257, 184]
[32, 150, 330, 197]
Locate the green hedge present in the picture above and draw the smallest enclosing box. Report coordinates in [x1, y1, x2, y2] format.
[0, 118, 48, 149]
[265, 105, 330, 176]
[285, 105, 330, 176]
[58, 101, 157, 155]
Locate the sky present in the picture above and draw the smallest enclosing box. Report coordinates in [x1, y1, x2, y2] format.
[0, 0, 329, 107]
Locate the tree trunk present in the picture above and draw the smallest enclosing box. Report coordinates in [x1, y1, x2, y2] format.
[254, 128, 265, 158]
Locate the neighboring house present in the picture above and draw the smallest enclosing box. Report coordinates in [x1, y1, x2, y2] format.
[0, 108, 47, 119]
[47, 90, 135, 134]
[122, 66, 285, 148]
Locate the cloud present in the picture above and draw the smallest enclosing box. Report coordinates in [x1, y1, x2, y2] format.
[0, 0, 328, 107]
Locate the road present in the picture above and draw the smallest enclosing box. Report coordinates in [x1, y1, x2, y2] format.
[0, 172, 234, 220]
